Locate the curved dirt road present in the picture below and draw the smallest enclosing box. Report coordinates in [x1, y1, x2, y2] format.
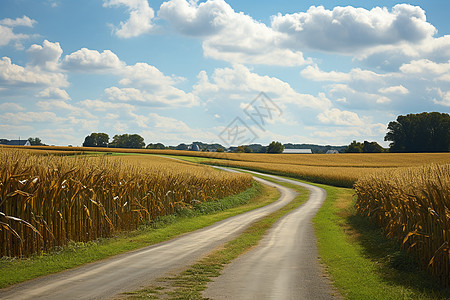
[0, 175, 295, 300]
[204, 170, 335, 300]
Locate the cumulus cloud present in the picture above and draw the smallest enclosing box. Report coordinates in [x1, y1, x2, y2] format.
[0, 56, 68, 87]
[301, 65, 350, 82]
[378, 85, 409, 95]
[0, 16, 36, 27]
[194, 64, 332, 119]
[37, 87, 70, 100]
[317, 108, 364, 126]
[159, 0, 308, 66]
[63, 48, 125, 72]
[103, 0, 155, 38]
[27, 40, 63, 70]
[0, 16, 37, 48]
[272, 4, 436, 53]
[400, 59, 450, 75]
[0, 103, 24, 111]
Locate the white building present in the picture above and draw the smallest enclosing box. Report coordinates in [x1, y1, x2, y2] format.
[282, 149, 312, 154]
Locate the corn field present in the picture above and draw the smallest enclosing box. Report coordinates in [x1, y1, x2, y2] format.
[354, 164, 450, 286]
[0, 149, 252, 257]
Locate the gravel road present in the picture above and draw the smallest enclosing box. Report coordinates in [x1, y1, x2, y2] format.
[203, 170, 336, 300]
[0, 175, 296, 300]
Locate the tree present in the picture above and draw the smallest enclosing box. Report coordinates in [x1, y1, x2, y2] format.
[385, 112, 450, 152]
[109, 134, 145, 149]
[345, 141, 363, 153]
[83, 133, 109, 147]
[28, 137, 46, 146]
[362, 141, 384, 153]
[216, 147, 225, 152]
[266, 141, 284, 153]
[146, 143, 165, 149]
[176, 143, 189, 150]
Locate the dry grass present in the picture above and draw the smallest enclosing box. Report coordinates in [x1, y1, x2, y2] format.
[354, 164, 450, 286]
[0, 149, 252, 257]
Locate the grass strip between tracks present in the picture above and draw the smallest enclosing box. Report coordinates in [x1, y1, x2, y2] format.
[126, 171, 450, 300]
[123, 179, 311, 299]
[0, 182, 279, 289]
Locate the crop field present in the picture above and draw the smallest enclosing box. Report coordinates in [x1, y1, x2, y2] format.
[355, 164, 450, 286]
[0, 149, 252, 257]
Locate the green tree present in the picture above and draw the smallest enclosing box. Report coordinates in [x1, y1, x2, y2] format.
[216, 147, 225, 152]
[266, 141, 284, 153]
[109, 134, 145, 149]
[385, 112, 450, 152]
[83, 133, 109, 147]
[362, 141, 384, 153]
[345, 141, 363, 153]
[176, 143, 189, 150]
[28, 137, 46, 146]
[146, 143, 165, 149]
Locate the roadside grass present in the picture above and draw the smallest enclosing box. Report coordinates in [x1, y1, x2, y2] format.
[124, 179, 311, 299]
[314, 184, 450, 299]
[0, 182, 279, 289]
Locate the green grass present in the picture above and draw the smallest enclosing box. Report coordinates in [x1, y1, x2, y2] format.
[125, 181, 311, 299]
[0, 182, 279, 289]
[313, 184, 450, 299]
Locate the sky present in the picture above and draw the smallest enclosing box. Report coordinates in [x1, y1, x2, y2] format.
[0, 0, 449, 147]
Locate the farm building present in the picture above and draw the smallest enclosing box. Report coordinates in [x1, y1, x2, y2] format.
[282, 149, 312, 154]
[189, 144, 200, 151]
[326, 150, 339, 154]
[6, 140, 31, 146]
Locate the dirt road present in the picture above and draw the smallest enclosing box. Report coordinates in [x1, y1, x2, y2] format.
[204, 170, 336, 299]
[0, 175, 296, 300]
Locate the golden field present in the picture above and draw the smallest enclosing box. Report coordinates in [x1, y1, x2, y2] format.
[0, 149, 252, 257]
[355, 164, 450, 286]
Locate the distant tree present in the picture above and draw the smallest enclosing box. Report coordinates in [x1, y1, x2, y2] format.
[146, 143, 165, 149]
[385, 112, 450, 152]
[0, 138, 9, 145]
[83, 133, 109, 147]
[266, 141, 284, 154]
[216, 147, 225, 152]
[176, 143, 189, 150]
[27, 137, 46, 146]
[109, 134, 145, 149]
[345, 141, 363, 153]
[362, 141, 384, 153]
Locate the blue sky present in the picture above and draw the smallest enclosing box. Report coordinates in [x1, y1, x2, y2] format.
[0, 0, 449, 147]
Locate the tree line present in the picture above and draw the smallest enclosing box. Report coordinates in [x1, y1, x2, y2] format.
[78, 112, 449, 153]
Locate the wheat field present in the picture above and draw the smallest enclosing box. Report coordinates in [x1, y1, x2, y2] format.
[0, 149, 252, 257]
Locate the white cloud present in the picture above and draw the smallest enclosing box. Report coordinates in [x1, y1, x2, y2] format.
[37, 87, 71, 100]
[119, 62, 178, 87]
[140, 113, 217, 144]
[27, 40, 63, 70]
[0, 111, 64, 124]
[432, 88, 450, 107]
[272, 4, 436, 53]
[103, 0, 155, 38]
[376, 96, 391, 104]
[378, 85, 409, 95]
[400, 59, 450, 75]
[0, 16, 36, 27]
[159, 0, 308, 66]
[63, 48, 125, 72]
[0, 56, 68, 87]
[317, 108, 364, 126]
[194, 64, 332, 111]
[0, 16, 37, 48]
[159, 0, 233, 36]
[301, 65, 350, 82]
[0, 103, 24, 111]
